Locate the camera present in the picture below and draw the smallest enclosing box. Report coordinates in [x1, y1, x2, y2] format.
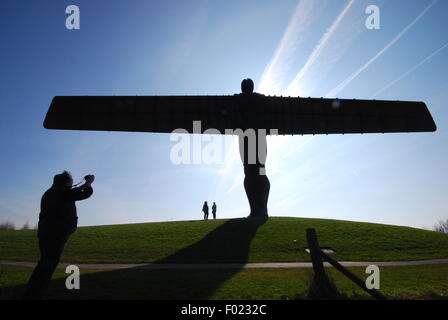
[84, 174, 95, 183]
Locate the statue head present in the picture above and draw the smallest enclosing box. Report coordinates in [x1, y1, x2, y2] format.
[241, 78, 254, 94]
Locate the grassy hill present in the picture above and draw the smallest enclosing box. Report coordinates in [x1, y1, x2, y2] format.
[1, 217, 448, 264]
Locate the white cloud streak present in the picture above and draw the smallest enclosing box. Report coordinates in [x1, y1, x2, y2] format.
[325, 0, 439, 98]
[283, 0, 356, 96]
[370, 41, 448, 98]
[257, 0, 320, 95]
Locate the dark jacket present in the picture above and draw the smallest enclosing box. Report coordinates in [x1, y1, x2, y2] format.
[37, 185, 93, 238]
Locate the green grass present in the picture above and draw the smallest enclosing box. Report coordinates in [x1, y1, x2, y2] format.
[1, 264, 447, 300]
[1, 217, 448, 263]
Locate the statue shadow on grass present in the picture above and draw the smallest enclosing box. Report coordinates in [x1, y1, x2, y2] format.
[1, 217, 267, 300]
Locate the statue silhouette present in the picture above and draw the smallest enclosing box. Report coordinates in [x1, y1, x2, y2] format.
[238, 79, 270, 218]
[44, 79, 436, 220]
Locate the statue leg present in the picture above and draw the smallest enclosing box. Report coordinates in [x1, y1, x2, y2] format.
[257, 174, 270, 216]
[244, 175, 256, 216]
[244, 168, 270, 217]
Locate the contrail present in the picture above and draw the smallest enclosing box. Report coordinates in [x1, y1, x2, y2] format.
[258, 0, 319, 95]
[283, 0, 356, 96]
[370, 41, 448, 98]
[325, 0, 439, 98]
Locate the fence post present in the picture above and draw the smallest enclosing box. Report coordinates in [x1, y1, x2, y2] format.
[306, 228, 334, 297]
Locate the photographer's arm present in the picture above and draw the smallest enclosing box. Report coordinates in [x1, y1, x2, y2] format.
[67, 175, 94, 201]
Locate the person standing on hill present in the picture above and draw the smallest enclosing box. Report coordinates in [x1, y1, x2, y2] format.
[23, 171, 95, 300]
[212, 202, 217, 220]
[202, 201, 209, 220]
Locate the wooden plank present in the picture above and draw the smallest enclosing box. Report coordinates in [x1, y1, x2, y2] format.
[320, 250, 387, 300]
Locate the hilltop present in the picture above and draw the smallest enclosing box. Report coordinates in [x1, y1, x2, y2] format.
[1, 217, 447, 263]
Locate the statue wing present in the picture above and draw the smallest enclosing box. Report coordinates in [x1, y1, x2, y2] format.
[44, 95, 436, 135]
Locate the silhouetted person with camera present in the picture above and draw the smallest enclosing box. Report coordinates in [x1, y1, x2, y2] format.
[23, 171, 95, 300]
[212, 202, 217, 220]
[202, 201, 209, 220]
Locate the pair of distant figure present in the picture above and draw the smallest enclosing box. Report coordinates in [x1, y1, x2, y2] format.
[202, 201, 217, 220]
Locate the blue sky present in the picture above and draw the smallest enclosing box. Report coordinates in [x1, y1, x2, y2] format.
[0, 0, 447, 229]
